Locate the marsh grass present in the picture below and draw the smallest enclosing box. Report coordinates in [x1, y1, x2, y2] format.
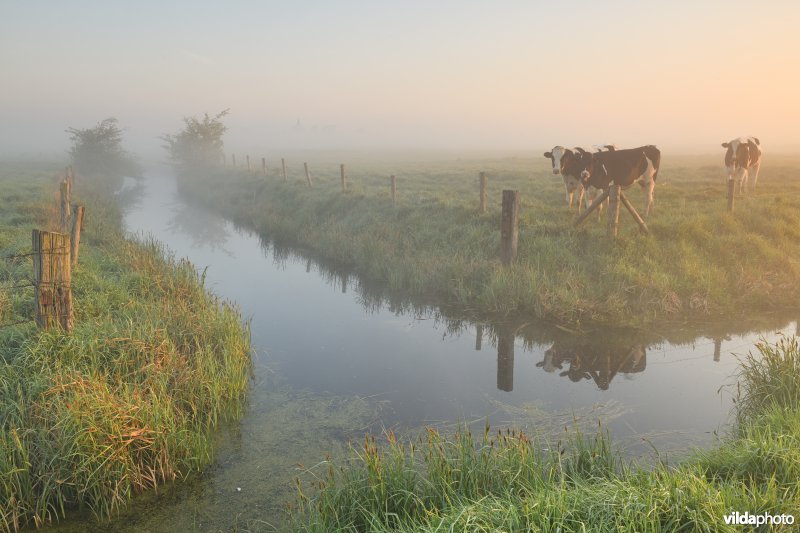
[180, 152, 800, 326]
[292, 336, 800, 531]
[0, 165, 251, 530]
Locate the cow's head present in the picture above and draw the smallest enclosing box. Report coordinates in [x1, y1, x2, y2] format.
[544, 146, 567, 175]
[544, 146, 589, 178]
[721, 138, 751, 177]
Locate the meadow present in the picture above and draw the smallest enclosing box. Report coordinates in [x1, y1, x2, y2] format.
[179, 151, 800, 327]
[0, 163, 252, 530]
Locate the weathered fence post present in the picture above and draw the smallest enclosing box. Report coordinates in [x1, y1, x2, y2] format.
[32, 230, 72, 331]
[475, 324, 483, 350]
[500, 190, 519, 265]
[60, 179, 71, 233]
[574, 188, 610, 227]
[340, 164, 347, 191]
[390, 175, 396, 204]
[66, 165, 74, 188]
[497, 325, 515, 392]
[232, 154, 237, 168]
[713, 338, 722, 362]
[70, 204, 85, 266]
[304, 162, 313, 187]
[262, 157, 267, 175]
[246, 155, 251, 172]
[282, 158, 287, 182]
[619, 191, 649, 234]
[479, 172, 487, 214]
[607, 184, 621, 238]
[727, 178, 735, 212]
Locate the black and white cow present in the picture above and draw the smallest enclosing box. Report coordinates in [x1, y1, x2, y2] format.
[722, 137, 762, 193]
[565, 145, 661, 217]
[543, 145, 614, 212]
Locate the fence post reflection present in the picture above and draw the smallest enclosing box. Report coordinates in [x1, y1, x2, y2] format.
[497, 325, 514, 392]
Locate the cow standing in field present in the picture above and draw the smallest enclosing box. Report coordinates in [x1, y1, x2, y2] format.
[543, 145, 613, 213]
[722, 137, 762, 193]
[567, 145, 661, 217]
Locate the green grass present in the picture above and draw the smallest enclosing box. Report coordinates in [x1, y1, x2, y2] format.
[178, 151, 800, 327]
[291, 336, 800, 532]
[0, 164, 252, 531]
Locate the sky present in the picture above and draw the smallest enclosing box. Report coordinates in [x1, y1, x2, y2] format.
[1, 0, 799, 157]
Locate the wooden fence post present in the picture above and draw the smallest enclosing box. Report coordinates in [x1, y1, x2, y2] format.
[500, 190, 519, 265]
[232, 154, 236, 168]
[390, 175, 396, 204]
[574, 188, 610, 227]
[304, 162, 313, 187]
[262, 157, 267, 175]
[32, 230, 72, 331]
[607, 184, 620, 238]
[70, 205, 85, 266]
[282, 158, 287, 182]
[479, 172, 487, 214]
[727, 178, 735, 212]
[246, 155, 251, 172]
[60, 179, 71, 233]
[340, 164, 347, 191]
[619, 191, 649, 234]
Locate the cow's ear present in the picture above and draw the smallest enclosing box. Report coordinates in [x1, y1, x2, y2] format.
[752, 137, 760, 145]
[721, 142, 729, 148]
[544, 152, 552, 159]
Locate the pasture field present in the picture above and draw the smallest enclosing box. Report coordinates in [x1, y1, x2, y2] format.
[291, 336, 800, 532]
[0, 163, 251, 530]
[180, 151, 800, 327]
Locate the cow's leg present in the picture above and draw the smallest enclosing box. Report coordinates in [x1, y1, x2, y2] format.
[566, 184, 574, 209]
[749, 163, 761, 190]
[738, 168, 749, 194]
[576, 187, 585, 214]
[644, 180, 655, 217]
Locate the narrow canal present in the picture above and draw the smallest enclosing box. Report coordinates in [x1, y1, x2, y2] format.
[54, 169, 798, 531]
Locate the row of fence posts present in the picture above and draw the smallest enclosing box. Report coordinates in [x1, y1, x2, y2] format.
[220, 153, 736, 263]
[31, 167, 85, 332]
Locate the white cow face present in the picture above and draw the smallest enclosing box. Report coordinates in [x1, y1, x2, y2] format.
[543, 146, 569, 175]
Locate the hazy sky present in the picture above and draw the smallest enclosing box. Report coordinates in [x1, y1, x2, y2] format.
[2, 0, 798, 156]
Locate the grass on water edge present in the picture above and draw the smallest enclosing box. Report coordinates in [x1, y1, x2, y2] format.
[291, 335, 800, 532]
[178, 153, 800, 327]
[0, 164, 252, 531]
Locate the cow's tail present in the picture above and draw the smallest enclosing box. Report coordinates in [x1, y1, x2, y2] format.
[646, 145, 661, 182]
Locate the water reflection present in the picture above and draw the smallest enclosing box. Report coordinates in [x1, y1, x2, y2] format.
[166, 200, 232, 253]
[536, 341, 646, 390]
[247, 222, 798, 397]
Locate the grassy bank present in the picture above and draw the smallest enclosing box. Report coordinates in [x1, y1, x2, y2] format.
[292, 335, 800, 531]
[178, 152, 800, 326]
[0, 164, 251, 530]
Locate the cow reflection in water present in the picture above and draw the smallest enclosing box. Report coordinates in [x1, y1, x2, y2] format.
[537, 343, 646, 390]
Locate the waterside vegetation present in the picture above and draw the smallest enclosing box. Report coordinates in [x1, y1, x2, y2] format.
[0, 164, 252, 530]
[178, 152, 800, 327]
[293, 335, 800, 531]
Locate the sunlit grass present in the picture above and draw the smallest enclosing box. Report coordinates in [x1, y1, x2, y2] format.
[0, 165, 252, 530]
[180, 152, 800, 326]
